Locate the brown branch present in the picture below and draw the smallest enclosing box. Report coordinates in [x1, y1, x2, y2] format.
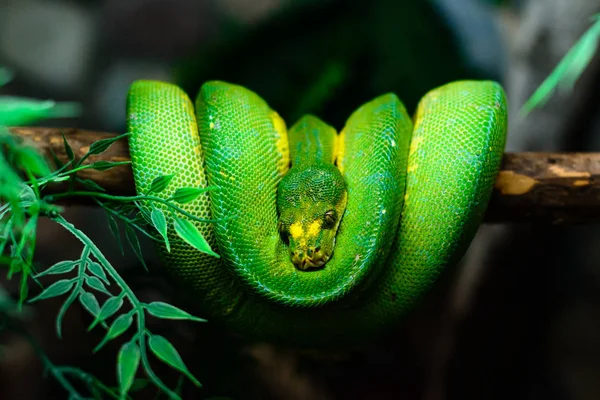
[11, 127, 135, 197]
[9, 127, 600, 224]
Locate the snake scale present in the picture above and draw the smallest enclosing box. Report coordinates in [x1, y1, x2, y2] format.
[126, 80, 507, 346]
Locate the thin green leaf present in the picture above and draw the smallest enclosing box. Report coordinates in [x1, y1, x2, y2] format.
[88, 161, 130, 171]
[125, 225, 147, 271]
[87, 261, 109, 284]
[89, 296, 123, 330]
[62, 132, 74, 161]
[94, 313, 133, 352]
[521, 15, 600, 115]
[79, 291, 100, 317]
[150, 208, 169, 252]
[47, 176, 70, 183]
[76, 178, 106, 192]
[0, 97, 80, 125]
[170, 187, 208, 204]
[17, 146, 51, 176]
[28, 279, 74, 303]
[173, 218, 219, 258]
[34, 260, 77, 278]
[48, 146, 65, 169]
[88, 132, 130, 156]
[85, 275, 111, 296]
[129, 379, 150, 393]
[145, 301, 206, 322]
[0, 204, 10, 221]
[106, 212, 124, 255]
[78, 291, 109, 330]
[117, 340, 140, 398]
[147, 334, 201, 387]
[56, 287, 79, 338]
[19, 272, 29, 305]
[56, 248, 88, 337]
[148, 174, 175, 194]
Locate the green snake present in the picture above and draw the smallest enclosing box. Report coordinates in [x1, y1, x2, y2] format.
[126, 80, 507, 346]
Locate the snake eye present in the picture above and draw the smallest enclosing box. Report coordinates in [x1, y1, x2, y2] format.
[278, 221, 289, 243]
[323, 210, 337, 229]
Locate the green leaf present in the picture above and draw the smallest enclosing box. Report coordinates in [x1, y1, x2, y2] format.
[1, 98, 81, 125]
[17, 146, 51, 176]
[56, 289, 79, 338]
[88, 134, 128, 156]
[106, 212, 123, 255]
[85, 275, 111, 296]
[34, 260, 77, 278]
[145, 301, 206, 322]
[150, 207, 169, 252]
[147, 334, 201, 387]
[78, 291, 100, 317]
[171, 187, 207, 204]
[94, 313, 133, 352]
[129, 378, 150, 393]
[173, 218, 219, 258]
[62, 132, 74, 161]
[521, 15, 600, 115]
[76, 178, 105, 192]
[48, 146, 65, 169]
[117, 340, 140, 398]
[125, 225, 147, 271]
[87, 261, 109, 284]
[88, 160, 130, 171]
[148, 174, 175, 194]
[28, 279, 74, 303]
[46, 176, 70, 183]
[89, 296, 123, 330]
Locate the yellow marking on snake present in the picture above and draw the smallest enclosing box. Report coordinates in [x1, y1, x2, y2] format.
[307, 220, 321, 237]
[409, 137, 423, 157]
[336, 128, 347, 174]
[289, 222, 304, 240]
[271, 111, 290, 176]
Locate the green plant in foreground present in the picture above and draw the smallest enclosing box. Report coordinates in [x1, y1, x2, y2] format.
[521, 14, 600, 115]
[0, 68, 218, 399]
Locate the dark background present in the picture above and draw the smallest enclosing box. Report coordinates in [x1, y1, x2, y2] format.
[2, 0, 600, 399]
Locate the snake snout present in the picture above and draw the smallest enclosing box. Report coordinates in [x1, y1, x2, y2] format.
[291, 247, 329, 271]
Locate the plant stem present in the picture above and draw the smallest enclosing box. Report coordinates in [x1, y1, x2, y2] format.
[51, 214, 181, 399]
[48, 192, 218, 224]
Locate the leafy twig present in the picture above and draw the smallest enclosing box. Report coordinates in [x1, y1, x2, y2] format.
[521, 14, 600, 115]
[1, 71, 215, 398]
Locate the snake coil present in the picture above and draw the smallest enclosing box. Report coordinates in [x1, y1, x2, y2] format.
[127, 80, 507, 346]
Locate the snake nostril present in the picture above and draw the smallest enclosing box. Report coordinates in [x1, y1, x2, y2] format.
[314, 246, 321, 253]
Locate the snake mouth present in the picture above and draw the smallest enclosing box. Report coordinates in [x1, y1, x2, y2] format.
[292, 250, 330, 271]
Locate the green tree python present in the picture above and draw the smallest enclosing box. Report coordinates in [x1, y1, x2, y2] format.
[126, 80, 507, 346]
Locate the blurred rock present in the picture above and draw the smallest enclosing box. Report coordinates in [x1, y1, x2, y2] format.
[92, 61, 172, 131]
[100, 0, 217, 58]
[433, 0, 506, 79]
[0, 0, 96, 92]
[217, 0, 286, 24]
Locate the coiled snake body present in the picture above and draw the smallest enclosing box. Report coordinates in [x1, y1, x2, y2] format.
[127, 80, 507, 346]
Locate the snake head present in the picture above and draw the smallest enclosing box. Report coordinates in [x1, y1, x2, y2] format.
[277, 164, 347, 270]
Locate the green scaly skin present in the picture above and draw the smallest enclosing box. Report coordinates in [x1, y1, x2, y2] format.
[127, 80, 507, 346]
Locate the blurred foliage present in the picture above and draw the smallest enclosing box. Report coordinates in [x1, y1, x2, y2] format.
[521, 14, 600, 115]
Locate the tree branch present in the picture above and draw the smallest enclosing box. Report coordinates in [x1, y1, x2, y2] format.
[9, 127, 600, 224]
